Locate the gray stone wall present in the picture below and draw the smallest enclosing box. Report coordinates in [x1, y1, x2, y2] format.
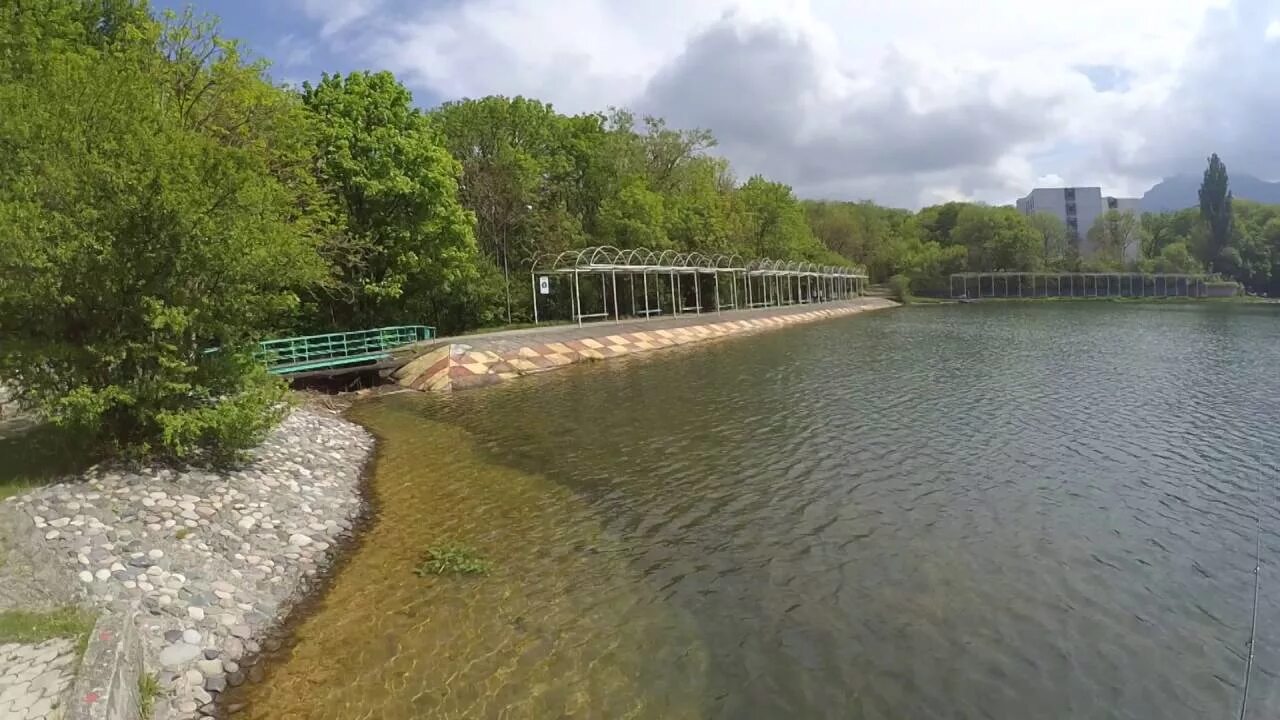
[67, 613, 142, 720]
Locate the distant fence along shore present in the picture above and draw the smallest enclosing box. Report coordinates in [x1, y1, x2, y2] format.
[949, 272, 1237, 299]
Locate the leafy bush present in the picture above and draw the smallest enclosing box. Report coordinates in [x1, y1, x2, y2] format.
[0, 7, 326, 462]
[888, 274, 913, 303]
[415, 544, 492, 576]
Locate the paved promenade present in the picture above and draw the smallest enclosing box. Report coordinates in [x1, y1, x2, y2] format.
[0, 639, 77, 720]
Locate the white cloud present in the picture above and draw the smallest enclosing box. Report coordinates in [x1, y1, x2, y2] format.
[289, 0, 1278, 208]
[1266, 19, 1280, 40]
[295, 0, 383, 37]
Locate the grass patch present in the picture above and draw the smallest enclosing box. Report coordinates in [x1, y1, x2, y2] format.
[415, 544, 492, 576]
[174, 528, 191, 540]
[0, 423, 98, 503]
[0, 607, 95, 650]
[138, 672, 160, 719]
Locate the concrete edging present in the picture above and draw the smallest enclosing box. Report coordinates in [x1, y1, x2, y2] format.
[394, 299, 899, 392]
[68, 612, 143, 720]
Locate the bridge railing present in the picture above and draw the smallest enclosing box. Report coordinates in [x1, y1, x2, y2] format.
[259, 326, 435, 374]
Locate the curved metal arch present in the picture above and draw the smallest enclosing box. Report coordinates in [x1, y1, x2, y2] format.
[583, 245, 624, 267]
[529, 251, 549, 272]
[715, 253, 745, 270]
[655, 249, 684, 267]
[685, 252, 715, 270]
[546, 248, 586, 270]
[637, 248, 662, 267]
[618, 247, 656, 267]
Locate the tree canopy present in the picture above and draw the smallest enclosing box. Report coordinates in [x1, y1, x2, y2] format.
[1199, 153, 1233, 270]
[0, 6, 326, 460]
[300, 72, 489, 333]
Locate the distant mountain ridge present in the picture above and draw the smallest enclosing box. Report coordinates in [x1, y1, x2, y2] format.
[1140, 173, 1280, 212]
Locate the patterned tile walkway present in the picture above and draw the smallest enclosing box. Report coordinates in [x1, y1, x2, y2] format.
[0, 640, 77, 720]
[395, 298, 897, 392]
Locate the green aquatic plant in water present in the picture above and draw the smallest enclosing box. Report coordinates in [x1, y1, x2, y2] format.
[415, 544, 492, 576]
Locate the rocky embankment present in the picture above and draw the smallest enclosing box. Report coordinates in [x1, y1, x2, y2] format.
[0, 409, 374, 719]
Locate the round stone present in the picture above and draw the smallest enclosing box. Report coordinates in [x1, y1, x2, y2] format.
[188, 607, 205, 621]
[94, 568, 111, 581]
[288, 533, 312, 547]
[222, 638, 244, 660]
[185, 669, 204, 687]
[148, 549, 164, 559]
[78, 571, 93, 583]
[182, 629, 201, 644]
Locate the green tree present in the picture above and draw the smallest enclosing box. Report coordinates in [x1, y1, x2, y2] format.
[1224, 200, 1280, 293]
[301, 72, 488, 332]
[633, 116, 717, 193]
[1027, 212, 1070, 268]
[915, 202, 969, 247]
[431, 96, 581, 322]
[0, 6, 327, 461]
[662, 157, 733, 254]
[1086, 210, 1141, 267]
[950, 206, 1042, 271]
[1199, 153, 1233, 269]
[1140, 242, 1203, 274]
[732, 176, 822, 259]
[597, 178, 668, 249]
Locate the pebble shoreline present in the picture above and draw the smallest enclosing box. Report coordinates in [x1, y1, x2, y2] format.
[0, 409, 374, 719]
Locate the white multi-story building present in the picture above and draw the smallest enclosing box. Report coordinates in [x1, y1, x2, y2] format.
[1015, 187, 1141, 261]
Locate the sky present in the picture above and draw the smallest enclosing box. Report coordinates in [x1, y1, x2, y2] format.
[159, 0, 1280, 209]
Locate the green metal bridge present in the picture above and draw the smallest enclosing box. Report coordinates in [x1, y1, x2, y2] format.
[259, 326, 435, 376]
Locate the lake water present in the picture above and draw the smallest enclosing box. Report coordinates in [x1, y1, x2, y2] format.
[230, 303, 1280, 719]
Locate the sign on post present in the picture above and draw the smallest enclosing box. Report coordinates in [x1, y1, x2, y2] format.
[538, 276, 551, 295]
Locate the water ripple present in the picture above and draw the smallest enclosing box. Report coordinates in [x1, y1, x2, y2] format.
[243, 302, 1280, 720]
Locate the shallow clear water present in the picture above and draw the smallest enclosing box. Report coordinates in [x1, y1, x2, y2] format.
[233, 303, 1280, 719]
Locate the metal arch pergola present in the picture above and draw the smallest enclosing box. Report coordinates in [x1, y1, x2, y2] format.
[531, 246, 868, 326]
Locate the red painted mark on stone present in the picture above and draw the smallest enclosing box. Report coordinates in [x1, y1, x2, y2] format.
[84, 691, 100, 704]
[99, 630, 113, 641]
